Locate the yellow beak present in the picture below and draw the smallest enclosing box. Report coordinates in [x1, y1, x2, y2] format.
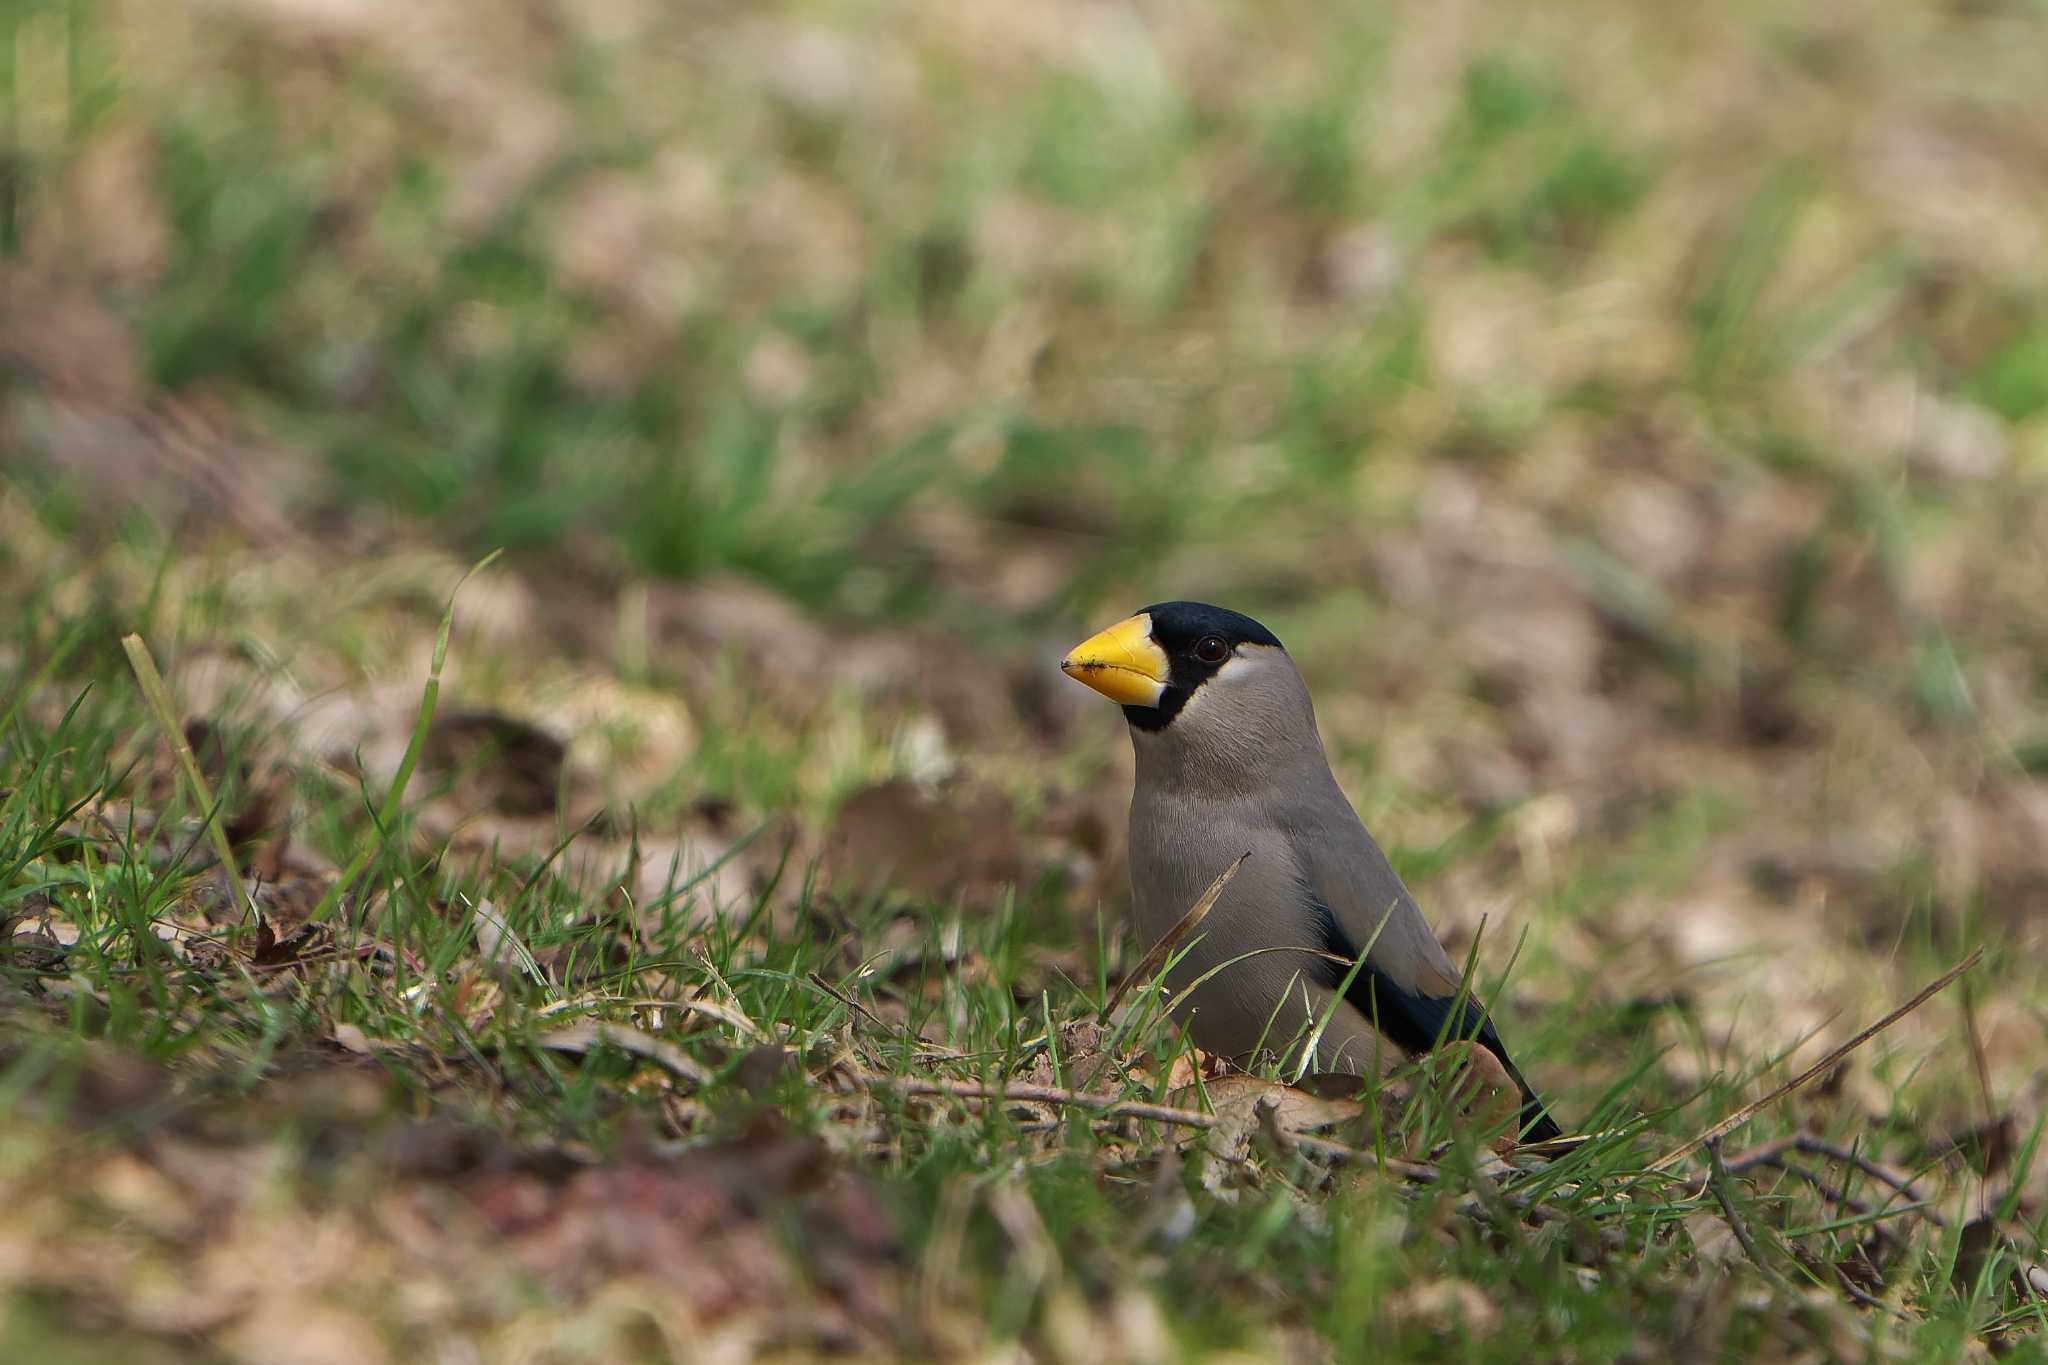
[1061, 613, 1170, 707]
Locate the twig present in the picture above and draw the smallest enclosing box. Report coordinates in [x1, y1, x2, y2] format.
[1651, 948, 1984, 1171]
[1701, 1133, 1947, 1230]
[1100, 851, 1247, 1022]
[807, 972, 964, 1058]
[1784, 1137, 1944, 1226]
[883, 1075, 1600, 1241]
[1708, 1138, 1776, 1278]
[887, 1077, 1232, 1132]
[879, 1076, 1444, 1181]
[1829, 1273, 1908, 1317]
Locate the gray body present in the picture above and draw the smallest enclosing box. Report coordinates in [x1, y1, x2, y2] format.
[1127, 646, 1468, 1076]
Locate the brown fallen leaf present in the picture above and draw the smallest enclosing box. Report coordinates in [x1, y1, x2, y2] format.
[461, 1120, 901, 1341]
[1426, 1040, 1526, 1146]
[218, 1300, 395, 1365]
[1019, 1020, 1119, 1093]
[1169, 1073, 1365, 1136]
[421, 707, 566, 817]
[1683, 1209, 1745, 1272]
[823, 778, 1023, 904]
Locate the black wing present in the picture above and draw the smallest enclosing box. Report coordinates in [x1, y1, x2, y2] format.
[1313, 901, 1563, 1143]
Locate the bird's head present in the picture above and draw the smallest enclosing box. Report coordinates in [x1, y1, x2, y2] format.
[1060, 601, 1293, 736]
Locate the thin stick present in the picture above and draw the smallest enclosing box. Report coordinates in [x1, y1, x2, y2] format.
[808, 971, 963, 1058]
[1784, 1136, 1943, 1224]
[1100, 851, 1248, 1022]
[809, 970, 898, 1034]
[889, 1076, 1230, 1131]
[1707, 1138, 1773, 1275]
[1961, 980, 1996, 1115]
[122, 634, 253, 920]
[879, 1076, 1443, 1181]
[1706, 1134, 1947, 1230]
[1650, 947, 1984, 1171]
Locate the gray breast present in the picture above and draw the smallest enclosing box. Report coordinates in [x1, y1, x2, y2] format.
[1127, 783, 1372, 1069]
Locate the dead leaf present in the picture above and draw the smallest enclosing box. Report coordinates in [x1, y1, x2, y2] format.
[421, 708, 566, 817]
[460, 1122, 900, 1342]
[64, 122, 171, 285]
[1019, 1020, 1118, 1093]
[823, 778, 1023, 904]
[1684, 1209, 1744, 1272]
[1425, 1041, 1524, 1145]
[1169, 1073, 1365, 1135]
[218, 1300, 394, 1365]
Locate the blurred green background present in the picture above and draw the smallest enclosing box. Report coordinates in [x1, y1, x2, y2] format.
[7, 0, 2048, 883]
[8, 0, 2041, 619]
[11, 0, 2048, 851]
[10, 0, 2048, 948]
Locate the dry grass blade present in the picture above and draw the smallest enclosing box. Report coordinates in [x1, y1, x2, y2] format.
[537, 1020, 712, 1086]
[888, 1076, 1230, 1131]
[121, 633, 253, 920]
[1651, 947, 1985, 1171]
[1099, 850, 1248, 1022]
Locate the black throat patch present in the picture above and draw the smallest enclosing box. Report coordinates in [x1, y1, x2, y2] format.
[1121, 601, 1283, 733]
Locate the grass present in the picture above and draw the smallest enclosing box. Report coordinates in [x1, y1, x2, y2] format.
[5, 0, 2048, 1358]
[2, 527, 2044, 1361]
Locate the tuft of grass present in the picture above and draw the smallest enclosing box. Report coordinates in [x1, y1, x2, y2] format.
[2, 542, 2045, 1359]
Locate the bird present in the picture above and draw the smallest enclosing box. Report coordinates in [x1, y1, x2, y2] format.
[1061, 600, 1562, 1143]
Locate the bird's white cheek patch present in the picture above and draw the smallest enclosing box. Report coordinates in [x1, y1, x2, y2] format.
[1167, 651, 1252, 727]
[1181, 648, 1270, 707]
[1173, 668, 1222, 723]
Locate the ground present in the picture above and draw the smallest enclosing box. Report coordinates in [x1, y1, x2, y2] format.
[4, 0, 2048, 1359]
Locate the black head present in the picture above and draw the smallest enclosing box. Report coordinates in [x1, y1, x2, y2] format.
[1124, 601, 1285, 731]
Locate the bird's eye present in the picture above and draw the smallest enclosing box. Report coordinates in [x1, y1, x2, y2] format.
[1194, 635, 1229, 664]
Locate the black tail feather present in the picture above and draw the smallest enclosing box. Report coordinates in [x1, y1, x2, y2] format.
[1341, 960, 1566, 1144]
[1314, 902, 1566, 1144]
